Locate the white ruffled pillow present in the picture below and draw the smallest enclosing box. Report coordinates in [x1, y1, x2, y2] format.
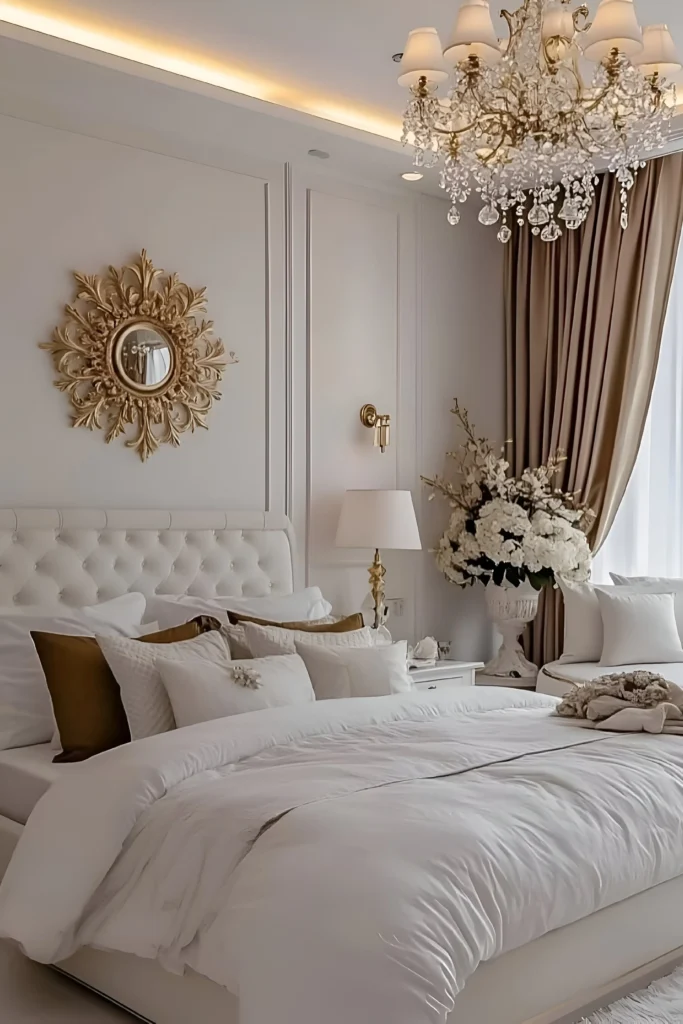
[243, 621, 380, 658]
[597, 590, 683, 666]
[158, 654, 315, 726]
[98, 630, 231, 740]
[145, 588, 332, 631]
[295, 640, 411, 700]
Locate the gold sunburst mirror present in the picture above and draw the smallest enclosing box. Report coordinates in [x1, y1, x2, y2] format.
[42, 250, 237, 461]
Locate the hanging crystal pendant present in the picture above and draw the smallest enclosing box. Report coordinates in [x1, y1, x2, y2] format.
[528, 204, 550, 227]
[478, 205, 500, 226]
[497, 224, 512, 244]
[541, 222, 562, 243]
[448, 205, 461, 226]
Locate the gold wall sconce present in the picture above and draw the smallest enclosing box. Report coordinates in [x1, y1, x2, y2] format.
[360, 404, 391, 453]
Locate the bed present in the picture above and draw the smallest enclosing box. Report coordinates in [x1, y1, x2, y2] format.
[1, 507, 683, 1024]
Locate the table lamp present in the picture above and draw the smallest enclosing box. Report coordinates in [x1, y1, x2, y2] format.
[335, 489, 422, 629]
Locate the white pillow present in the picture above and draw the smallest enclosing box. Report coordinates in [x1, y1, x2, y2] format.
[98, 630, 231, 740]
[243, 621, 380, 658]
[597, 590, 683, 666]
[0, 597, 148, 751]
[145, 588, 332, 631]
[609, 575, 683, 641]
[158, 654, 315, 726]
[557, 578, 613, 663]
[295, 640, 412, 699]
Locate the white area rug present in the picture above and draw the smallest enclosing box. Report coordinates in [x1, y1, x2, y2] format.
[583, 967, 683, 1022]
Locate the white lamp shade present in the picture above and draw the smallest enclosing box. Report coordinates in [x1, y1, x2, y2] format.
[335, 490, 422, 551]
[634, 24, 681, 77]
[542, 2, 576, 43]
[398, 27, 450, 87]
[582, 0, 643, 62]
[444, 0, 502, 67]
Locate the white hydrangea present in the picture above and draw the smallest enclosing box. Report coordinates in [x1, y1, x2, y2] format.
[424, 401, 595, 590]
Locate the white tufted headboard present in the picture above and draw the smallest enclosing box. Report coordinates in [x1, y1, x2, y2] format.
[0, 509, 297, 608]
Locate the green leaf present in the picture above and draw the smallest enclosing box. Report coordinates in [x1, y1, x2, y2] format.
[505, 566, 520, 587]
[492, 564, 506, 586]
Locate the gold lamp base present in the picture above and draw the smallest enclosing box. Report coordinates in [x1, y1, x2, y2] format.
[368, 548, 387, 629]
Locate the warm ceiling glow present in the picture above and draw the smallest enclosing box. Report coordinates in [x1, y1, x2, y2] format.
[401, 171, 424, 181]
[0, 2, 403, 141]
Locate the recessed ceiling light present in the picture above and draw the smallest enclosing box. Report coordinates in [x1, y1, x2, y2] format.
[401, 172, 424, 181]
[308, 149, 330, 159]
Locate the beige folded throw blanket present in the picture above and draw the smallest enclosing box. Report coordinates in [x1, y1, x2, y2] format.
[556, 671, 683, 734]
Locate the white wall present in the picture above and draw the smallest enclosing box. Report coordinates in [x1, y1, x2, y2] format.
[417, 198, 505, 660]
[0, 38, 504, 653]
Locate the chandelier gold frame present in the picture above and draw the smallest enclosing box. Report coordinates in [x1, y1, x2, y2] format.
[42, 251, 236, 461]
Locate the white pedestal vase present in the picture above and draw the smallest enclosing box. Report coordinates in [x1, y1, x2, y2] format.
[483, 579, 540, 681]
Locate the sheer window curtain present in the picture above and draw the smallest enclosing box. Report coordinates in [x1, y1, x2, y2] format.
[593, 236, 683, 582]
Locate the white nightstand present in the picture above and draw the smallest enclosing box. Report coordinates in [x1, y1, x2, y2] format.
[409, 661, 484, 693]
[475, 671, 537, 690]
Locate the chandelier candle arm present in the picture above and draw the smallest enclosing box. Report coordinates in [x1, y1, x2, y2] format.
[397, 0, 680, 242]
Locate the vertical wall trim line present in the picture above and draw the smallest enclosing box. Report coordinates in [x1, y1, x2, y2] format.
[304, 187, 313, 585]
[263, 180, 271, 513]
[284, 162, 293, 519]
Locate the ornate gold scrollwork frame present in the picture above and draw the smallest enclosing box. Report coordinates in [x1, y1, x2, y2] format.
[41, 250, 237, 461]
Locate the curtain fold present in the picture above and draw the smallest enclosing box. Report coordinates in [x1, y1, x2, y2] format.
[505, 153, 683, 667]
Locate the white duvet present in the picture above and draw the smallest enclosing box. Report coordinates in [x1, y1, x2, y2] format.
[3, 687, 683, 1024]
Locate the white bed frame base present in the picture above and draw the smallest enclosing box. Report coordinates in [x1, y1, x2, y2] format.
[1, 508, 682, 1023]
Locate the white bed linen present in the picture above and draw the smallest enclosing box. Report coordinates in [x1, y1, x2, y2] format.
[3, 689, 683, 1024]
[0, 744, 63, 824]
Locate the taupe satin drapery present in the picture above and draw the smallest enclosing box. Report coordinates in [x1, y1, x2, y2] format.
[506, 153, 683, 667]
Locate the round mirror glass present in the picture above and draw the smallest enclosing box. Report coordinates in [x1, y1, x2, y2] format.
[112, 323, 174, 392]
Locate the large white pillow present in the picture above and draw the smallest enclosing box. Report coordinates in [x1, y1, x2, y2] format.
[145, 588, 332, 631]
[243, 621, 380, 658]
[295, 640, 411, 699]
[158, 654, 315, 726]
[0, 596, 148, 751]
[610, 575, 683, 641]
[98, 630, 231, 740]
[597, 590, 683, 666]
[557, 578, 615, 663]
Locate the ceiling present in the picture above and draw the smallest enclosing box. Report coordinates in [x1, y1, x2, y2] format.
[2, 1, 682, 145]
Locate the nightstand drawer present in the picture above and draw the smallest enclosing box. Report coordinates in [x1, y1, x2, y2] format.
[413, 675, 469, 692]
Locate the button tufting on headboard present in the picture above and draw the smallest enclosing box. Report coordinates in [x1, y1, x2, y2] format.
[0, 509, 296, 608]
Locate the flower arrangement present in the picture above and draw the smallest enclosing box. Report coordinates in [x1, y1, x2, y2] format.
[423, 401, 595, 591]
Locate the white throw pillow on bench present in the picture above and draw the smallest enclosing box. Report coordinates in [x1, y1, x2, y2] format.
[597, 590, 683, 666]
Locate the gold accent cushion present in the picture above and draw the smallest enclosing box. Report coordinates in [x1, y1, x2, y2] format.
[226, 611, 364, 631]
[31, 617, 220, 764]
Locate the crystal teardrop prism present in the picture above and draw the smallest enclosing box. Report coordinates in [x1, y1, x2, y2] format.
[478, 205, 500, 226]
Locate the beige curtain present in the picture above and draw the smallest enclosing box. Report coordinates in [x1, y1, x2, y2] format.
[506, 153, 683, 667]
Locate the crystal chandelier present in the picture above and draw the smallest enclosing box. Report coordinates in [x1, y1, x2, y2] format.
[398, 0, 681, 242]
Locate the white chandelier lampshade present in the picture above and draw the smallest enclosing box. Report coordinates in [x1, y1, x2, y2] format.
[397, 27, 449, 87]
[541, 2, 576, 44]
[634, 25, 682, 78]
[582, 0, 643, 63]
[443, 0, 502, 67]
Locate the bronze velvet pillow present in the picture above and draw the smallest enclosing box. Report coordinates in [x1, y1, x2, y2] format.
[226, 611, 365, 632]
[32, 616, 221, 764]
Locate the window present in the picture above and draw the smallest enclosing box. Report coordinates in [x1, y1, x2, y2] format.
[592, 242, 683, 583]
